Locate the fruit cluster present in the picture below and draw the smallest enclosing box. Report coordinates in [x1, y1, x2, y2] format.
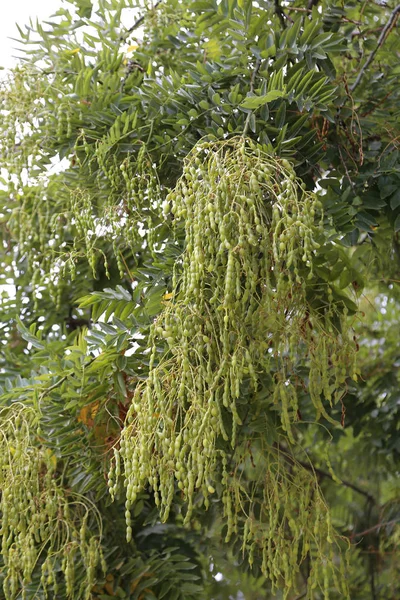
[0, 404, 104, 599]
[111, 138, 354, 596]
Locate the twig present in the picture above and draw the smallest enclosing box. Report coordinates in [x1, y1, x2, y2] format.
[360, 91, 392, 117]
[350, 4, 400, 92]
[287, 7, 311, 13]
[242, 58, 261, 136]
[122, 0, 162, 38]
[351, 26, 384, 38]
[287, 6, 361, 24]
[339, 145, 356, 191]
[278, 444, 377, 505]
[351, 519, 399, 539]
[39, 375, 69, 400]
[39, 356, 96, 401]
[300, 459, 376, 504]
[274, 0, 289, 28]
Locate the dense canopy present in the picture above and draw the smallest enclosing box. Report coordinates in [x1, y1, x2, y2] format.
[0, 1, 399, 598]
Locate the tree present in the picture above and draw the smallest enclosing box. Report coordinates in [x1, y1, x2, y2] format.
[0, 0, 399, 598]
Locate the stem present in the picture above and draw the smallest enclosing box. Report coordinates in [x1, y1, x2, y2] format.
[350, 4, 400, 92]
[39, 357, 96, 400]
[338, 145, 356, 191]
[370, 542, 377, 600]
[39, 375, 69, 400]
[299, 459, 376, 504]
[277, 443, 377, 505]
[352, 519, 399, 539]
[274, 0, 288, 28]
[122, 0, 163, 38]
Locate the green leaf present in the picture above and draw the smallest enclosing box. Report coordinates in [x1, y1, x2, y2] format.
[338, 269, 353, 289]
[260, 44, 276, 59]
[286, 18, 302, 47]
[275, 101, 286, 129]
[380, 183, 398, 199]
[240, 90, 285, 109]
[390, 189, 400, 210]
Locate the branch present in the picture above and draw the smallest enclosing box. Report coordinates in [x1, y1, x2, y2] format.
[39, 375, 69, 400]
[298, 458, 377, 504]
[39, 357, 96, 401]
[122, 0, 162, 38]
[360, 90, 392, 117]
[351, 519, 400, 539]
[277, 443, 377, 505]
[274, 0, 287, 28]
[338, 144, 356, 191]
[350, 4, 400, 92]
[288, 7, 362, 25]
[287, 7, 311, 13]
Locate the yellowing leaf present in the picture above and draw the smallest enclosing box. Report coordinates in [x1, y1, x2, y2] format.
[67, 48, 80, 55]
[127, 44, 138, 53]
[163, 292, 174, 300]
[45, 448, 57, 469]
[104, 582, 114, 595]
[203, 39, 222, 60]
[78, 401, 100, 427]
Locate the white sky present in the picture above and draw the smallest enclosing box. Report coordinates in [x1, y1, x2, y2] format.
[0, 0, 63, 70]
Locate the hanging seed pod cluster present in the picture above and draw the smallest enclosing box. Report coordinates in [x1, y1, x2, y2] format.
[0, 404, 104, 599]
[112, 138, 356, 595]
[0, 67, 161, 308]
[226, 446, 349, 598]
[91, 141, 163, 265]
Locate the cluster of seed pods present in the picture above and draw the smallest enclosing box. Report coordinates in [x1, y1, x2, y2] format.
[0, 405, 104, 599]
[224, 446, 350, 598]
[111, 138, 355, 596]
[1, 67, 162, 308]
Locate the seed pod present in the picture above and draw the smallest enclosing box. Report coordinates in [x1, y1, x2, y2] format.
[111, 137, 354, 597]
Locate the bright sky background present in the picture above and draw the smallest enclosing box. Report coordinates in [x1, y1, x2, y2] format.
[0, 0, 63, 70]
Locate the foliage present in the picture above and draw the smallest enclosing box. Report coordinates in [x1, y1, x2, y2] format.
[0, 0, 399, 598]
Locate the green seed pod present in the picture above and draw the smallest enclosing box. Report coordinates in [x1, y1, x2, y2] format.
[109, 137, 354, 598]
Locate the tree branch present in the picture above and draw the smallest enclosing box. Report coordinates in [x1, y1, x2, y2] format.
[274, 0, 287, 28]
[288, 7, 362, 25]
[351, 519, 399, 539]
[122, 0, 162, 39]
[277, 443, 377, 505]
[350, 4, 400, 92]
[298, 459, 377, 504]
[39, 375, 69, 400]
[360, 90, 392, 117]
